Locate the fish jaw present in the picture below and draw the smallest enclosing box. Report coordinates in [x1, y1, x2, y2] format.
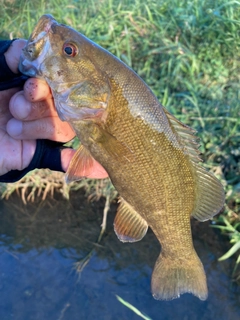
[19, 15, 55, 78]
[19, 39, 51, 77]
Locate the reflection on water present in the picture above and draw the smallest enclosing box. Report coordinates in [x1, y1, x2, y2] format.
[0, 192, 239, 320]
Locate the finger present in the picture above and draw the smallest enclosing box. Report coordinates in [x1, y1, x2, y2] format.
[0, 88, 19, 125]
[61, 148, 75, 172]
[24, 78, 52, 101]
[7, 116, 75, 142]
[22, 140, 37, 170]
[4, 39, 27, 74]
[0, 139, 36, 175]
[85, 159, 109, 179]
[10, 91, 58, 121]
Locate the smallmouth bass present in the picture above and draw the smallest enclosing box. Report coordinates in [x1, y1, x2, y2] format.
[19, 15, 225, 301]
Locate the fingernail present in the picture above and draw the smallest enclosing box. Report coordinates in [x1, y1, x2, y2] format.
[12, 95, 31, 119]
[7, 119, 23, 137]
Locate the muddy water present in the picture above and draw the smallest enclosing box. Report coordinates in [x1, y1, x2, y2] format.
[0, 191, 239, 320]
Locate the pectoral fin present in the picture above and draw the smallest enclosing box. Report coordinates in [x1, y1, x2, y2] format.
[65, 145, 95, 183]
[114, 197, 148, 242]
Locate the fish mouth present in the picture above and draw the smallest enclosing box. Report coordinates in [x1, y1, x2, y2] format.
[18, 55, 40, 77]
[18, 15, 55, 77]
[19, 38, 51, 78]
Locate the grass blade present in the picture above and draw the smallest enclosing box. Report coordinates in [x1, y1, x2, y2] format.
[116, 295, 152, 320]
[219, 242, 240, 261]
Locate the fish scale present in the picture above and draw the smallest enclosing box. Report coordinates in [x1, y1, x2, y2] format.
[19, 14, 225, 301]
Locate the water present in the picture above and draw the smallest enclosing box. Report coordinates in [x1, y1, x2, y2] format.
[0, 192, 239, 320]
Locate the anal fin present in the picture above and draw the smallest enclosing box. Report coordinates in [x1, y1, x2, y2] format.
[114, 197, 148, 242]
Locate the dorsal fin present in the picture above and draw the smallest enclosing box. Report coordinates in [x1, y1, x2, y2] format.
[164, 108, 202, 164]
[191, 164, 225, 221]
[164, 108, 225, 220]
[114, 197, 148, 242]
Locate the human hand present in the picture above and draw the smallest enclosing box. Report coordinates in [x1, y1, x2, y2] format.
[0, 39, 108, 180]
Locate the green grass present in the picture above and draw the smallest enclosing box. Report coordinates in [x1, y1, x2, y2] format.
[116, 295, 152, 320]
[1, 0, 240, 278]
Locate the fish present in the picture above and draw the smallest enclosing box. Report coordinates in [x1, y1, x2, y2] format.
[19, 14, 225, 301]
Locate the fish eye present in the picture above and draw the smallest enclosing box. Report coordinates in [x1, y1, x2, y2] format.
[63, 43, 78, 57]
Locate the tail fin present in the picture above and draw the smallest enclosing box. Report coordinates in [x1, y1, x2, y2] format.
[151, 251, 208, 301]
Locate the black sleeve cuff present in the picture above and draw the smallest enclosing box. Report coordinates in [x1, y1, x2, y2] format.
[0, 140, 66, 183]
[0, 40, 17, 81]
[0, 39, 29, 91]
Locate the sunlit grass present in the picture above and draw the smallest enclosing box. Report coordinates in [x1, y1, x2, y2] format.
[1, 0, 240, 276]
[116, 295, 152, 320]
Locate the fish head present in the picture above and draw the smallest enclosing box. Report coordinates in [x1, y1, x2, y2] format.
[19, 14, 109, 122]
[19, 15, 84, 84]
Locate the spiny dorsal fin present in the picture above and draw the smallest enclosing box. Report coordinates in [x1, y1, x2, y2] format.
[114, 197, 148, 242]
[164, 108, 202, 164]
[191, 164, 225, 221]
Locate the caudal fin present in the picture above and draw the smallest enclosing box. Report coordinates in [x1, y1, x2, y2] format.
[151, 251, 208, 301]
